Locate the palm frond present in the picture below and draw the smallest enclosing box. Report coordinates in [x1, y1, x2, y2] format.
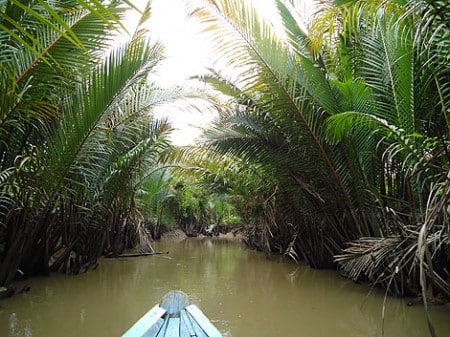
[42, 37, 162, 189]
[196, 0, 358, 217]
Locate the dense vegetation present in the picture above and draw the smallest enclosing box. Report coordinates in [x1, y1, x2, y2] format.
[186, 0, 450, 305]
[0, 0, 178, 285]
[0, 2, 448, 331]
[0, 0, 239, 288]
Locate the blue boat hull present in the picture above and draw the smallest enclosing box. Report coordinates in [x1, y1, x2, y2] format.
[122, 291, 223, 337]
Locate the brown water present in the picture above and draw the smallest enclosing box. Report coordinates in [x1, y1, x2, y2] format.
[0, 238, 449, 337]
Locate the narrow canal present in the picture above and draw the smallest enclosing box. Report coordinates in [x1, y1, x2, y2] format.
[0, 237, 449, 337]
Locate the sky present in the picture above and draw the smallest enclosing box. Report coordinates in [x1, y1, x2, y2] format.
[149, 0, 215, 146]
[125, 0, 214, 146]
[125, 0, 317, 146]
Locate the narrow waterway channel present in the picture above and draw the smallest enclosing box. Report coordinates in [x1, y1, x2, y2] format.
[0, 237, 449, 337]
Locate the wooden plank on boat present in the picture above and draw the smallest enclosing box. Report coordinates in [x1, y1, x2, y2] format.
[185, 312, 208, 337]
[155, 316, 169, 337]
[186, 305, 223, 337]
[160, 290, 189, 315]
[145, 318, 165, 337]
[162, 317, 180, 337]
[122, 291, 223, 337]
[122, 305, 166, 337]
[179, 309, 196, 337]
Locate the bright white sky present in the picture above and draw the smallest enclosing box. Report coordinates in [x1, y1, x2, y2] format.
[126, 0, 316, 146]
[125, 0, 213, 145]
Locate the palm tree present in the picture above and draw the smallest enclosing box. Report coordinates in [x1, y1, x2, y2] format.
[0, 1, 176, 287]
[192, 0, 375, 267]
[192, 0, 449, 302]
[315, 0, 449, 300]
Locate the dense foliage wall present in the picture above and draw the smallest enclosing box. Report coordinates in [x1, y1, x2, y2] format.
[189, 0, 449, 303]
[0, 0, 174, 287]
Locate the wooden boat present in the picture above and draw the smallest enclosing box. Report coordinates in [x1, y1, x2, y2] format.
[122, 290, 223, 337]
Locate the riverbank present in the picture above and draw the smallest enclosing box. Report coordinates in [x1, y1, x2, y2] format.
[160, 227, 244, 242]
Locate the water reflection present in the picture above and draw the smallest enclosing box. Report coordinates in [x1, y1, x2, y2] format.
[0, 237, 449, 337]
